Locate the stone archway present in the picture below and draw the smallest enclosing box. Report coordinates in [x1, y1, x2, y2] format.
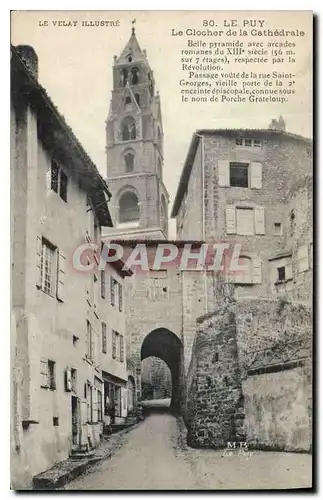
[140, 328, 183, 412]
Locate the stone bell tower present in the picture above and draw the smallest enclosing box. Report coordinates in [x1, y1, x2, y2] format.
[104, 26, 169, 240]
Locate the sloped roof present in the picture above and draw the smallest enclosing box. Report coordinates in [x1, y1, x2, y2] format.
[116, 28, 147, 65]
[11, 45, 113, 227]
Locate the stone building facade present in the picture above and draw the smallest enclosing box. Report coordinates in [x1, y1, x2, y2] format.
[11, 45, 133, 489]
[171, 127, 313, 450]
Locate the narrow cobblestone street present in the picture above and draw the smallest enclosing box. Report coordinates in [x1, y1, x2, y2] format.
[64, 405, 312, 491]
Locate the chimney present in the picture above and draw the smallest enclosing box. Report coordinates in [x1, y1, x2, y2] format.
[15, 45, 38, 80]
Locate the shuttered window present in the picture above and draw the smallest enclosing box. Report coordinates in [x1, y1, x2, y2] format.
[112, 330, 117, 359]
[230, 162, 249, 187]
[120, 335, 124, 363]
[101, 270, 106, 299]
[40, 360, 56, 390]
[226, 207, 265, 235]
[37, 238, 56, 295]
[237, 208, 254, 236]
[87, 320, 93, 361]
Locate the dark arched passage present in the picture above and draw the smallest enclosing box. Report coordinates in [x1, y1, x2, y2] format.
[140, 328, 183, 412]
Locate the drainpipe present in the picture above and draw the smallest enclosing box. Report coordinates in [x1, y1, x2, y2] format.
[195, 133, 207, 313]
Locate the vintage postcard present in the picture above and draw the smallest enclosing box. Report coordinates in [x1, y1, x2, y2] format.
[10, 10, 313, 491]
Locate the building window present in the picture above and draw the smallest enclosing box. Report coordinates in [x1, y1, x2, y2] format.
[49, 159, 68, 202]
[102, 322, 107, 354]
[122, 116, 136, 141]
[40, 240, 55, 295]
[101, 270, 106, 299]
[125, 96, 131, 105]
[119, 192, 139, 223]
[236, 208, 254, 236]
[40, 359, 56, 389]
[48, 360, 56, 390]
[135, 93, 140, 106]
[111, 277, 117, 306]
[277, 266, 286, 282]
[235, 137, 262, 148]
[274, 222, 282, 236]
[230, 162, 249, 188]
[71, 368, 77, 393]
[124, 152, 134, 173]
[97, 390, 103, 421]
[118, 283, 123, 312]
[120, 335, 124, 363]
[86, 320, 93, 361]
[112, 330, 117, 359]
[53, 417, 59, 427]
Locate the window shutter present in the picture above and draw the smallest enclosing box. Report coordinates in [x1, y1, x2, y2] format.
[218, 160, 229, 187]
[119, 283, 123, 311]
[253, 257, 262, 284]
[254, 207, 265, 235]
[285, 261, 293, 280]
[65, 367, 72, 392]
[250, 162, 262, 189]
[120, 335, 124, 363]
[226, 206, 236, 234]
[297, 245, 309, 272]
[91, 327, 95, 362]
[112, 330, 116, 359]
[56, 250, 66, 302]
[111, 277, 115, 306]
[36, 236, 42, 288]
[40, 360, 48, 388]
[101, 271, 105, 299]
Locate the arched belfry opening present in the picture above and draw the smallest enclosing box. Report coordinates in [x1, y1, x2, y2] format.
[140, 328, 183, 412]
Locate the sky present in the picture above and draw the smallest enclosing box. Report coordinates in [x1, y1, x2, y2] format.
[11, 11, 312, 237]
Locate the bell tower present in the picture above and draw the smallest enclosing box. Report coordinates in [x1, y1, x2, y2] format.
[104, 27, 169, 239]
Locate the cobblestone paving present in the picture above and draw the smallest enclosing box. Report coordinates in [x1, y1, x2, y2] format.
[64, 410, 312, 490]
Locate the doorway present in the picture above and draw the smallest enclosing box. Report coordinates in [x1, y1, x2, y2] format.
[71, 395, 80, 447]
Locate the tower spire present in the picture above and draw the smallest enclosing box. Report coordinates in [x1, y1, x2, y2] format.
[131, 18, 136, 35]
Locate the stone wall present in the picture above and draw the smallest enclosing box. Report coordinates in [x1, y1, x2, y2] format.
[243, 362, 312, 452]
[185, 297, 312, 451]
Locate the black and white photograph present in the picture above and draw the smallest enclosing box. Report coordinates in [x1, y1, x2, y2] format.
[10, 10, 313, 491]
